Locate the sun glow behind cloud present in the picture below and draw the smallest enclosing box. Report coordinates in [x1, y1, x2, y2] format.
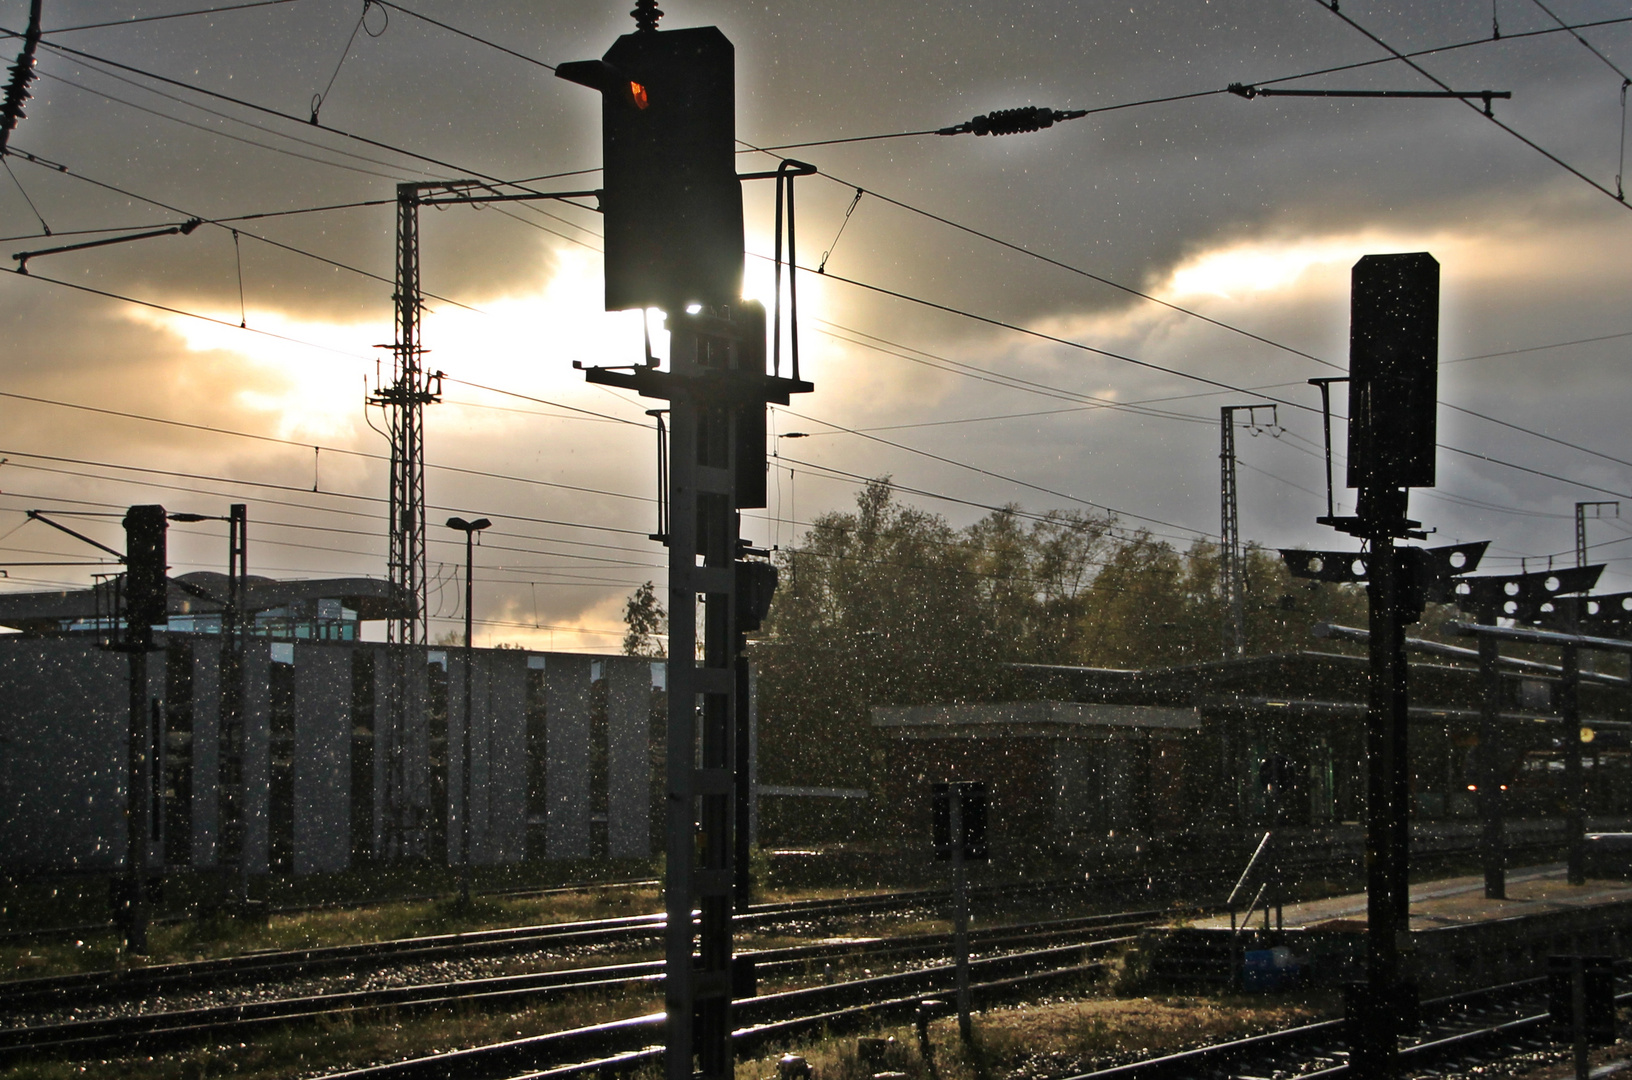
[1161, 232, 1469, 301]
[1165, 237, 1388, 299]
[123, 306, 380, 442]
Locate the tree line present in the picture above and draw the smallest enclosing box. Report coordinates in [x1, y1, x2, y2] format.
[622, 478, 1369, 805]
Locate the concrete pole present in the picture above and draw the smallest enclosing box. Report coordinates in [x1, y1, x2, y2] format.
[951, 793, 971, 1043]
[1560, 644, 1585, 885]
[1476, 601, 1506, 900]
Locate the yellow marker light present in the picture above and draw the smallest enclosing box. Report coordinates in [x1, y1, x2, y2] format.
[628, 81, 649, 109]
[1580, 726, 1596, 744]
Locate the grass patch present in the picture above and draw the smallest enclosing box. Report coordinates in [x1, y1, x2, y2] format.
[0, 978, 663, 1079]
[1, 883, 663, 981]
[736, 989, 1339, 1080]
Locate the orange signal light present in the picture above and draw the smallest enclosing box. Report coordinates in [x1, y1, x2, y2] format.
[628, 81, 649, 110]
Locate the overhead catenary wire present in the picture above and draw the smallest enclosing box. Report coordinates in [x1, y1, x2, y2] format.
[12, 23, 1632, 567]
[16, 34, 553, 191]
[1525, 0, 1632, 83]
[736, 151, 1632, 501]
[41, 0, 309, 35]
[0, 154, 47, 233]
[368, 0, 554, 73]
[774, 403, 1209, 540]
[11, 209, 1625, 546]
[309, 1, 383, 126]
[5, 149, 480, 308]
[22, 10, 1632, 486]
[745, 16, 1632, 153]
[1312, 0, 1632, 209]
[34, 68, 411, 182]
[15, 174, 1629, 555]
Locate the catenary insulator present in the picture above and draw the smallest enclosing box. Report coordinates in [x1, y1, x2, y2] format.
[937, 105, 1088, 137]
[631, 0, 663, 33]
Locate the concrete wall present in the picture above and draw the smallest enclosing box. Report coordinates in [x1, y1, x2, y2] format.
[241, 640, 272, 876]
[446, 650, 470, 868]
[191, 646, 221, 868]
[545, 654, 593, 859]
[485, 649, 529, 865]
[293, 644, 351, 875]
[606, 657, 652, 859]
[364, 645, 387, 862]
[0, 639, 129, 872]
[0, 638, 654, 876]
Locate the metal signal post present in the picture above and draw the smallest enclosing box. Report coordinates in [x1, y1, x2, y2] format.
[560, 12, 811, 1078]
[1297, 253, 1445, 1078]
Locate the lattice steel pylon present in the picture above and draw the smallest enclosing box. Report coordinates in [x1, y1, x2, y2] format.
[371, 184, 443, 647]
[1576, 500, 1619, 569]
[1219, 404, 1275, 657]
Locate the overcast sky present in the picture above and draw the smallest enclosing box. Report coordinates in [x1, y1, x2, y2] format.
[2, 0, 1631, 649]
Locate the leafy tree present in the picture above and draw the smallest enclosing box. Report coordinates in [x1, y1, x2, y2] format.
[741, 478, 1369, 841]
[752, 480, 1112, 795]
[622, 580, 668, 657]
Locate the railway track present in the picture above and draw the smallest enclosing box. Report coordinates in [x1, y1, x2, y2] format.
[1067, 976, 1628, 1078]
[0, 872, 1156, 1013]
[0, 909, 1162, 1064]
[313, 933, 1128, 1080]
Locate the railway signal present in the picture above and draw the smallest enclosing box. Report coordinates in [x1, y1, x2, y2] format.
[556, 20, 743, 313]
[560, 7, 812, 1079]
[1288, 253, 1451, 1078]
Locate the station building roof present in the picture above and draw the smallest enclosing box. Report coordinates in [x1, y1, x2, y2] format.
[0, 572, 411, 636]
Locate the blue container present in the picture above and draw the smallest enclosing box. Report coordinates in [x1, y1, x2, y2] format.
[1241, 946, 1301, 992]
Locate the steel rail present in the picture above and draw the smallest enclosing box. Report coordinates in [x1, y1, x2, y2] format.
[0, 833, 1573, 1012]
[0, 874, 1158, 1011]
[314, 939, 1120, 1080]
[1063, 976, 1616, 1079]
[0, 912, 1167, 1061]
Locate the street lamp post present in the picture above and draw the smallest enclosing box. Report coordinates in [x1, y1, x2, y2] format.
[445, 516, 491, 907]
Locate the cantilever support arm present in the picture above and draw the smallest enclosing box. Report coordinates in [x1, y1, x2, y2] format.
[1444, 619, 1632, 655]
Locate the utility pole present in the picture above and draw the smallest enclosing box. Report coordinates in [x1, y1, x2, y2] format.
[370, 183, 443, 858]
[1476, 586, 1505, 901]
[1568, 501, 1612, 875]
[172, 505, 252, 908]
[122, 506, 168, 955]
[372, 184, 443, 649]
[222, 503, 249, 905]
[1219, 403, 1274, 658]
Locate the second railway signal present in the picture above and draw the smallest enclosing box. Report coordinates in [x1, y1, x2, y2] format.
[1347, 253, 1439, 498]
[1288, 253, 1445, 1079]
